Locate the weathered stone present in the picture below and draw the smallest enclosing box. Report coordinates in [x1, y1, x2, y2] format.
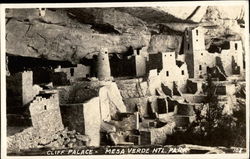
[128, 135, 141, 145]
[101, 121, 116, 133]
[140, 122, 175, 145]
[63, 137, 71, 145]
[174, 115, 194, 127]
[150, 122, 175, 145]
[7, 127, 90, 153]
[184, 26, 244, 79]
[7, 71, 43, 108]
[118, 142, 134, 146]
[149, 121, 157, 128]
[140, 131, 151, 145]
[235, 83, 246, 98]
[82, 97, 101, 146]
[29, 91, 64, 137]
[7, 127, 37, 152]
[6, 8, 150, 63]
[123, 96, 150, 117]
[182, 94, 206, 103]
[158, 112, 175, 123]
[54, 64, 90, 84]
[116, 78, 149, 98]
[151, 112, 159, 119]
[207, 65, 227, 81]
[232, 56, 241, 74]
[157, 98, 168, 114]
[161, 83, 173, 97]
[173, 81, 182, 96]
[176, 103, 195, 116]
[58, 81, 125, 122]
[60, 97, 101, 146]
[167, 96, 185, 113]
[148, 34, 183, 54]
[75, 134, 90, 145]
[109, 132, 119, 145]
[99, 86, 112, 121]
[109, 131, 132, 146]
[156, 88, 166, 96]
[106, 82, 127, 115]
[147, 72, 162, 96]
[213, 81, 236, 96]
[186, 79, 198, 94]
[116, 112, 139, 131]
[97, 48, 112, 81]
[68, 130, 76, 135]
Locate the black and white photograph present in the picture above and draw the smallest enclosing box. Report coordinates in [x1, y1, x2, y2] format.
[0, 1, 249, 158]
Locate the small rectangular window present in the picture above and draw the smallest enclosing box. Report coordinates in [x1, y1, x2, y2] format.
[235, 43, 238, 50]
[166, 71, 169, 77]
[188, 44, 190, 50]
[199, 65, 202, 70]
[196, 30, 198, 36]
[181, 70, 184, 75]
[137, 49, 140, 55]
[70, 68, 74, 76]
[201, 53, 203, 56]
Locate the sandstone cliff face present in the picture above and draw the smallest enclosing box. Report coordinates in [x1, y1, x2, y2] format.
[201, 6, 245, 51]
[6, 8, 151, 62]
[6, 6, 245, 63]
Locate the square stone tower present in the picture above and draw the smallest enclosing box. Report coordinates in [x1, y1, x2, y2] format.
[29, 90, 64, 137]
[183, 27, 206, 78]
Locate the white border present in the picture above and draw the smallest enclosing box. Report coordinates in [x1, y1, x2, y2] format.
[1, 1, 249, 159]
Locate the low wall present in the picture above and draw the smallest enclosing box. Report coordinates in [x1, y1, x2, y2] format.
[182, 94, 206, 103]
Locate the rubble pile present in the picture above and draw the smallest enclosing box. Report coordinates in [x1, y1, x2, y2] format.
[7, 127, 89, 153]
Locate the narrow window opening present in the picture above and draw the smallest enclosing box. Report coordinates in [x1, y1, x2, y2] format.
[181, 70, 184, 75]
[235, 43, 238, 50]
[199, 65, 202, 70]
[201, 53, 203, 56]
[137, 49, 140, 55]
[166, 71, 169, 77]
[188, 43, 190, 50]
[196, 30, 198, 36]
[70, 68, 74, 76]
[44, 105, 47, 110]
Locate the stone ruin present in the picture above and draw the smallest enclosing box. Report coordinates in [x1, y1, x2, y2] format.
[7, 89, 91, 152]
[7, 71, 42, 107]
[184, 26, 244, 79]
[54, 64, 90, 84]
[6, 30, 245, 153]
[29, 90, 64, 138]
[56, 80, 129, 146]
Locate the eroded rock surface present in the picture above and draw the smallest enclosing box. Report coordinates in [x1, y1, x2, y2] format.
[6, 6, 245, 63]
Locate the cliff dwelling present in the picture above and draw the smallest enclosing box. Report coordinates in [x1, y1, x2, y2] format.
[4, 4, 247, 156]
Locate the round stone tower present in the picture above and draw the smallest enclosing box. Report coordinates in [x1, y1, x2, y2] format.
[97, 48, 111, 81]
